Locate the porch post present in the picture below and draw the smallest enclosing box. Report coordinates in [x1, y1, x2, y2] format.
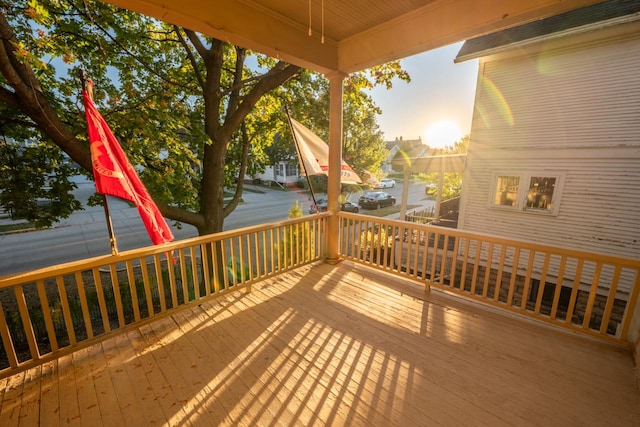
[399, 165, 411, 220]
[326, 71, 346, 264]
[434, 170, 444, 224]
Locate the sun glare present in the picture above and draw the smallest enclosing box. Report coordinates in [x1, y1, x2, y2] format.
[426, 120, 463, 149]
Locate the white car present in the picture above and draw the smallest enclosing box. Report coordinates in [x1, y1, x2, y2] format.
[377, 178, 396, 188]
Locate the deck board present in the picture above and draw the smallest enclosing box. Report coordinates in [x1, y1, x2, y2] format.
[1, 261, 639, 426]
[1, 370, 25, 425]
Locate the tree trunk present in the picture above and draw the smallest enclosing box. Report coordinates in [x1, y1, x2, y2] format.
[197, 137, 227, 236]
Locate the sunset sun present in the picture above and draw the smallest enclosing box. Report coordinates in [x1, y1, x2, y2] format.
[425, 120, 463, 149]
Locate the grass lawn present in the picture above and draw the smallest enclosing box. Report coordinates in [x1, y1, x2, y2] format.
[0, 221, 36, 234]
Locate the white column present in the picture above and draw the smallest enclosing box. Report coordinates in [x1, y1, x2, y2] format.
[399, 165, 411, 220]
[326, 71, 346, 264]
[434, 170, 444, 224]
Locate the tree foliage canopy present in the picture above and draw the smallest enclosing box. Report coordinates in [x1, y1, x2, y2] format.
[0, 1, 409, 235]
[421, 135, 469, 200]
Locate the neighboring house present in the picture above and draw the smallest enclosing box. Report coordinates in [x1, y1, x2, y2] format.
[454, 0, 640, 327]
[247, 160, 300, 187]
[382, 138, 428, 173]
[381, 140, 401, 173]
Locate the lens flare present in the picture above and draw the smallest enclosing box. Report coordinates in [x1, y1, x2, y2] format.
[426, 120, 463, 149]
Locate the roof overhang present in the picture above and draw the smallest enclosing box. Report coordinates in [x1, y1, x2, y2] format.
[101, 0, 604, 74]
[455, 0, 640, 63]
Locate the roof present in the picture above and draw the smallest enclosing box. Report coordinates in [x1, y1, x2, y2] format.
[455, 0, 640, 61]
[392, 140, 429, 160]
[385, 138, 423, 151]
[102, 0, 604, 74]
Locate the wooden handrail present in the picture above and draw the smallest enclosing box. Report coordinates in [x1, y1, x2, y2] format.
[337, 211, 640, 347]
[0, 214, 328, 379]
[1, 208, 637, 380]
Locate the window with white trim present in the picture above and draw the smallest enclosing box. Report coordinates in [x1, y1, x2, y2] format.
[491, 172, 565, 215]
[275, 162, 298, 177]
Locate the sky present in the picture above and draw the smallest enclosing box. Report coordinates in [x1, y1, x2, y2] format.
[368, 42, 479, 149]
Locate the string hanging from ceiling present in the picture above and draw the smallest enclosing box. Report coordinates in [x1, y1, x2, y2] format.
[308, 0, 325, 44]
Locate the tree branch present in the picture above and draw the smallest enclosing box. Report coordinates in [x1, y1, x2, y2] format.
[74, 2, 193, 91]
[225, 46, 246, 124]
[0, 10, 92, 171]
[156, 202, 205, 229]
[182, 28, 210, 59]
[0, 86, 19, 108]
[174, 26, 205, 90]
[219, 74, 263, 98]
[222, 62, 300, 141]
[224, 122, 250, 217]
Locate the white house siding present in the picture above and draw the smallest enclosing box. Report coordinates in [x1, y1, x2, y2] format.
[246, 165, 275, 183]
[246, 162, 300, 186]
[467, 31, 640, 152]
[459, 22, 640, 291]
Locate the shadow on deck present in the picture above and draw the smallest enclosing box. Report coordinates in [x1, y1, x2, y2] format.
[1, 261, 638, 426]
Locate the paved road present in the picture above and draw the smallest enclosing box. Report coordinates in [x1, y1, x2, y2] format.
[0, 179, 432, 277]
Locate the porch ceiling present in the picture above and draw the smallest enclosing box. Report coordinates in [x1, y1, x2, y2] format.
[101, 0, 604, 74]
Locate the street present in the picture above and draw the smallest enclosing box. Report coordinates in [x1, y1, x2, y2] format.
[0, 178, 432, 277]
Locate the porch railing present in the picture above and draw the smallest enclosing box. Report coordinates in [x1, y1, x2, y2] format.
[405, 196, 460, 225]
[337, 212, 640, 347]
[2, 208, 638, 380]
[0, 214, 327, 379]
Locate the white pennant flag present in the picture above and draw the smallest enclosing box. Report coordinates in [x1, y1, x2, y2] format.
[289, 117, 362, 185]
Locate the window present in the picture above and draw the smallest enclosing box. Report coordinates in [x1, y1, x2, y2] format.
[491, 172, 564, 215]
[494, 175, 520, 207]
[525, 176, 556, 211]
[275, 163, 298, 177]
[285, 163, 298, 177]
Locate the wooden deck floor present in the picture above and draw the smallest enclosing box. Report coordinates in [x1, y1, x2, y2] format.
[1, 261, 639, 426]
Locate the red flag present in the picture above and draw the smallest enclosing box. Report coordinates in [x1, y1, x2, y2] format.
[83, 80, 174, 246]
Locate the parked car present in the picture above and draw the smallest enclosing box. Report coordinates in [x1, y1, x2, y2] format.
[339, 201, 359, 213]
[358, 191, 396, 209]
[309, 199, 328, 214]
[376, 178, 396, 188]
[310, 199, 360, 213]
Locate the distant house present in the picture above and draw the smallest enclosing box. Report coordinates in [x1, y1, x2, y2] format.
[382, 138, 428, 173]
[454, 0, 640, 321]
[247, 160, 300, 187]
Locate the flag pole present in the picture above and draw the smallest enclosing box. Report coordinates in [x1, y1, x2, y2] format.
[285, 107, 318, 210]
[101, 195, 119, 255]
[80, 71, 119, 255]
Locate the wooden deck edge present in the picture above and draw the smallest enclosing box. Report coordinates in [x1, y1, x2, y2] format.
[345, 259, 635, 350]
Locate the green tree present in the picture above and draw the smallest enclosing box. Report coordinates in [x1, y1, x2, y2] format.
[278, 200, 314, 264]
[293, 66, 410, 180]
[0, 1, 408, 235]
[0, 1, 299, 235]
[422, 135, 469, 199]
[0, 139, 81, 227]
[261, 66, 409, 188]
